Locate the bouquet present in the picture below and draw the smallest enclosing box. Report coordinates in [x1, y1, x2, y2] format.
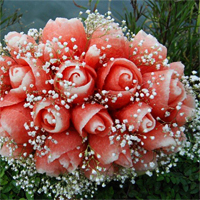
[0, 10, 198, 199]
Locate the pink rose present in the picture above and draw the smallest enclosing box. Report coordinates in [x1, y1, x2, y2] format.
[0, 124, 33, 158]
[54, 60, 96, 103]
[0, 56, 16, 85]
[83, 157, 115, 181]
[0, 102, 33, 143]
[35, 128, 86, 176]
[169, 62, 185, 79]
[164, 94, 196, 125]
[5, 32, 36, 65]
[42, 18, 87, 56]
[137, 123, 186, 152]
[131, 147, 157, 172]
[88, 22, 129, 63]
[85, 45, 101, 69]
[72, 103, 113, 137]
[89, 133, 132, 167]
[0, 57, 52, 107]
[114, 102, 156, 133]
[97, 58, 142, 109]
[129, 30, 167, 74]
[142, 69, 187, 119]
[36, 40, 76, 65]
[0, 56, 16, 96]
[33, 98, 70, 133]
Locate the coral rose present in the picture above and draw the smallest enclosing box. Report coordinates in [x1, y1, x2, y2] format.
[89, 132, 132, 167]
[71, 103, 113, 137]
[42, 18, 87, 56]
[142, 69, 187, 119]
[114, 102, 156, 133]
[132, 147, 157, 172]
[164, 94, 196, 125]
[97, 58, 142, 109]
[83, 157, 115, 181]
[0, 56, 16, 96]
[129, 30, 167, 74]
[0, 57, 52, 107]
[88, 22, 129, 63]
[0, 123, 33, 158]
[54, 60, 96, 103]
[35, 128, 86, 176]
[33, 98, 70, 133]
[4, 31, 36, 65]
[137, 123, 186, 152]
[0, 102, 34, 144]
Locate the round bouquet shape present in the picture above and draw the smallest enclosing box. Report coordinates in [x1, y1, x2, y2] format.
[0, 10, 197, 199]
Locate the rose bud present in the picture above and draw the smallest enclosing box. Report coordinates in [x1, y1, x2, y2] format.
[83, 157, 115, 181]
[142, 69, 187, 120]
[42, 17, 87, 57]
[129, 30, 167, 74]
[88, 22, 129, 62]
[72, 103, 113, 137]
[0, 57, 52, 108]
[97, 58, 142, 109]
[131, 147, 157, 172]
[89, 132, 132, 167]
[113, 102, 156, 133]
[35, 128, 86, 177]
[163, 94, 196, 126]
[33, 98, 70, 133]
[0, 102, 34, 144]
[4, 31, 36, 65]
[137, 123, 186, 153]
[54, 60, 96, 104]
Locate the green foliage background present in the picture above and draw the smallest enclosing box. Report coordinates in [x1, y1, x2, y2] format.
[0, 0, 200, 199]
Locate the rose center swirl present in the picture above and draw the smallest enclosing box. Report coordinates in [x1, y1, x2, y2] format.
[84, 115, 106, 134]
[41, 110, 56, 127]
[9, 66, 30, 88]
[63, 67, 88, 87]
[104, 66, 134, 91]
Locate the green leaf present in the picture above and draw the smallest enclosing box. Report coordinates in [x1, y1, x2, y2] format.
[183, 184, 189, 192]
[0, 179, 8, 185]
[156, 175, 164, 181]
[175, 193, 181, 199]
[170, 176, 176, 184]
[166, 177, 170, 183]
[128, 189, 137, 198]
[190, 187, 199, 194]
[190, 182, 197, 190]
[25, 192, 34, 200]
[0, 169, 5, 178]
[2, 184, 12, 193]
[0, 193, 8, 199]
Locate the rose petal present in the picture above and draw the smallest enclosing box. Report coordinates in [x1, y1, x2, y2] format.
[129, 30, 167, 74]
[47, 129, 83, 162]
[35, 153, 66, 177]
[42, 18, 87, 55]
[72, 103, 113, 137]
[33, 98, 70, 133]
[138, 123, 176, 151]
[114, 102, 156, 133]
[132, 148, 157, 172]
[89, 134, 120, 165]
[89, 22, 129, 61]
[1, 102, 33, 143]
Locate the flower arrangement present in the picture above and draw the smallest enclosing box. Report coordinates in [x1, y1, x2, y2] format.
[0, 10, 199, 199]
